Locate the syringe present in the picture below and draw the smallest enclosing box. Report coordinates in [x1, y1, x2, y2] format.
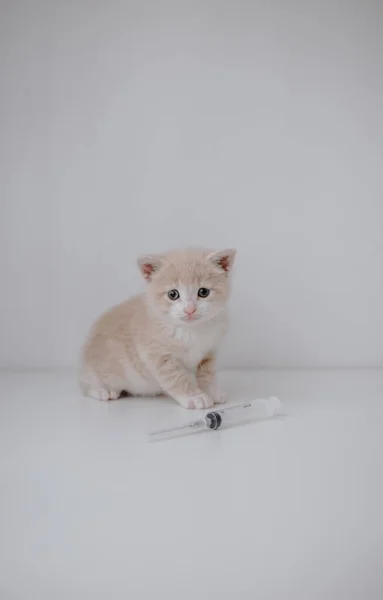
[149, 397, 281, 442]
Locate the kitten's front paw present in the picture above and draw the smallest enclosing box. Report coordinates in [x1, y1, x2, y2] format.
[201, 387, 226, 405]
[88, 388, 118, 401]
[180, 393, 214, 410]
[211, 390, 226, 405]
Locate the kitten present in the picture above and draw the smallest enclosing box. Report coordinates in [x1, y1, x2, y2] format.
[79, 247, 236, 409]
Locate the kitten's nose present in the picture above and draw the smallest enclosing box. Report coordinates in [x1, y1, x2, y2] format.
[184, 303, 196, 317]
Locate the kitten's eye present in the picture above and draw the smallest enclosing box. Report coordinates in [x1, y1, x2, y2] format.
[198, 287, 210, 298]
[168, 289, 180, 301]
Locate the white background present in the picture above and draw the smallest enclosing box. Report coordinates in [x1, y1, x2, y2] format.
[1, 0, 382, 369]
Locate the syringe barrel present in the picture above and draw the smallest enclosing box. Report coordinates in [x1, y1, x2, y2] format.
[206, 397, 281, 430]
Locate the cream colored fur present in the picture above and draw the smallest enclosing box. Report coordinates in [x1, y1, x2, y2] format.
[79, 248, 236, 409]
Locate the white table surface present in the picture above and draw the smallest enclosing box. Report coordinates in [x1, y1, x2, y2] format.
[1, 369, 382, 599]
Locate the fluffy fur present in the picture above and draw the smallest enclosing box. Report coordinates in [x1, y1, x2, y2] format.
[79, 247, 236, 409]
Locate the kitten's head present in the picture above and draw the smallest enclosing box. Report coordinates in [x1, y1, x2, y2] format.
[137, 248, 236, 325]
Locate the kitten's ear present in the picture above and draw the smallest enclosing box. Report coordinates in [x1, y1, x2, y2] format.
[137, 254, 165, 281]
[207, 248, 236, 273]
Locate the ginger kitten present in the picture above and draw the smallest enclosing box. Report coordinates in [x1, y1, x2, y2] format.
[79, 247, 236, 409]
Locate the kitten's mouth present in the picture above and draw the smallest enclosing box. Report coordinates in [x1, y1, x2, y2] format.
[181, 315, 199, 322]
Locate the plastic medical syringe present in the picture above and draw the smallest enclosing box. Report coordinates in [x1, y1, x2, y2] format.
[149, 397, 281, 442]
